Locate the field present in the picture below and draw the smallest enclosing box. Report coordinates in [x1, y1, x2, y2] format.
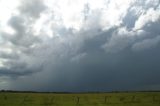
[0, 92, 160, 106]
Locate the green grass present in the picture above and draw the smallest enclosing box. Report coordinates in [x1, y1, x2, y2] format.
[0, 92, 160, 106]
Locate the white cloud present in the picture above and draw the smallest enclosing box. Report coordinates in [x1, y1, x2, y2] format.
[134, 8, 160, 30]
[0, 0, 19, 22]
[102, 0, 160, 53]
[100, 0, 133, 30]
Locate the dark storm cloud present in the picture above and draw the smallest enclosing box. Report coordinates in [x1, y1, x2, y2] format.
[0, 0, 160, 91]
[0, 51, 19, 60]
[0, 68, 34, 77]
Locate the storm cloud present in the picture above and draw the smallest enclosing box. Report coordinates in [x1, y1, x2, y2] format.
[0, 0, 160, 91]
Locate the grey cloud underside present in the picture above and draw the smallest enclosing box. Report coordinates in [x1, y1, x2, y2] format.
[19, 0, 47, 19]
[0, 0, 160, 91]
[9, 38, 160, 91]
[3, 16, 41, 47]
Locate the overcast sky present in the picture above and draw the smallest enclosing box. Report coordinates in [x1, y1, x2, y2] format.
[0, 0, 160, 92]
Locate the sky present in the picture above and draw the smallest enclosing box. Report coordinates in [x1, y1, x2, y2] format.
[0, 0, 160, 92]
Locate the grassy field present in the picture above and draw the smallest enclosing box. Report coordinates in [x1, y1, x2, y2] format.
[0, 92, 160, 106]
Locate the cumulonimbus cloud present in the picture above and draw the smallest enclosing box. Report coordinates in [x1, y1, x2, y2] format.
[0, 0, 160, 91]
